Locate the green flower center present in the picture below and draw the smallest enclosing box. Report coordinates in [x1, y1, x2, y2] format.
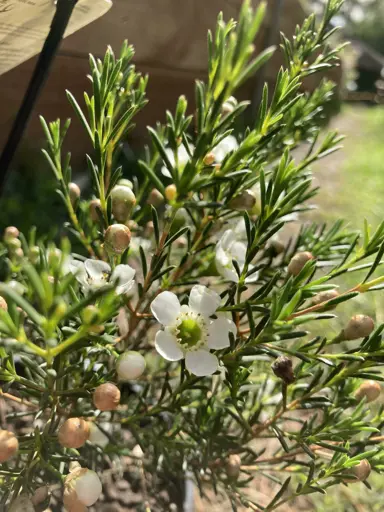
[177, 318, 202, 347]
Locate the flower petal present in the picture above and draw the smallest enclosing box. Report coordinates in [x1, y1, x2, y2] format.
[111, 264, 136, 295]
[151, 291, 181, 325]
[230, 241, 247, 265]
[207, 316, 237, 349]
[68, 260, 89, 289]
[215, 253, 239, 282]
[189, 285, 220, 317]
[185, 349, 218, 376]
[155, 330, 184, 361]
[85, 259, 111, 280]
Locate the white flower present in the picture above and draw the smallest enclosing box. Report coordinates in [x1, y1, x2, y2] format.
[73, 469, 102, 506]
[212, 135, 239, 163]
[68, 259, 135, 295]
[151, 285, 236, 377]
[216, 229, 259, 283]
[161, 144, 194, 178]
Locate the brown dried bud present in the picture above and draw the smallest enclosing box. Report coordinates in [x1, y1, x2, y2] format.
[69, 183, 81, 207]
[287, 251, 314, 276]
[0, 430, 18, 462]
[4, 226, 19, 240]
[271, 356, 295, 384]
[104, 224, 131, 254]
[0, 296, 8, 311]
[89, 199, 102, 222]
[165, 184, 177, 202]
[228, 189, 256, 211]
[58, 418, 90, 449]
[147, 188, 164, 207]
[203, 152, 215, 166]
[93, 383, 121, 411]
[225, 454, 241, 479]
[312, 289, 339, 307]
[355, 380, 381, 403]
[111, 185, 136, 222]
[343, 315, 375, 340]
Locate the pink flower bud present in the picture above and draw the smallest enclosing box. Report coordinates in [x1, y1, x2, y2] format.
[89, 199, 102, 222]
[355, 380, 381, 403]
[104, 224, 132, 254]
[225, 454, 241, 479]
[68, 183, 81, 207]
[287, 251, 314, 276]
[93, 383, 120, 411]
[58, 418, 90, 449]
[343, 315, 375, 340]
[4, 226, 19, 241]
[0, 430, 18, 462]
[111, 185, 136, 222]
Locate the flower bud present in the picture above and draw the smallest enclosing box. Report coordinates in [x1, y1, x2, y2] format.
[68, 182, 81, 207]
[203, 152, 215, 166]
[7, 237, 21, 252]
[89, 199, 102, 222]
[58, 418, 90, 449]
[0, 430, 18, 462]
[0, 296, 7, 311]
[111, 185, 136, 222]
[82, 305, 100, 325]
[287, 251, 314, 276]
[271, 356, 295, 384]
[104, 224, 131, 254]
[165, 184, 177, 202]
[343, 315, 375, 341]
[147, 188, 164, 207]
[118, 178, 133, 189]
[116, 351, 146, 381]
[222, 96, 238, 116]
[9, 495, 35, 512]
[344, 459, 372, 483]
[228, 190, 256, 211]
[225, 454, 241, 479]
[4, 226, 19, 241]
[31, 486, 50, 511]
[88, 423, 109, 447]
[14, 247, 24, 262]
[47, 247, 62, 268]
[64, 467, 102, 508]
[144, 221, 154, 237]
[93, 383, 120, 411]
[28, 246, 40, 264]
[312, 289, 339, 306]
[355, 380, 381, 403]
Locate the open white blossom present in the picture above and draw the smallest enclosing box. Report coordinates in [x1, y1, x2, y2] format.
[212, 135, 239, 163]
[216, 229, 259, 283]
[161, 144, 194, 178]
[68, 259, 135, 295]
[151, 285, 236, 377]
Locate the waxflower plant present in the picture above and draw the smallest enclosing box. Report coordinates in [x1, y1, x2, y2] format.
[1, 1, 384, 511]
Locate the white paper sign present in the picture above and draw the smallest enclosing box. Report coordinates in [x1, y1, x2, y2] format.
[0, 0, 112, 75]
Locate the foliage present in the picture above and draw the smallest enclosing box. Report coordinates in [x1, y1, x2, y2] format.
[0, 1, 383, 511]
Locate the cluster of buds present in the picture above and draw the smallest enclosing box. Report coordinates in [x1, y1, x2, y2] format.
[64, 464, 102, 511]
[3, 226, 23, 262]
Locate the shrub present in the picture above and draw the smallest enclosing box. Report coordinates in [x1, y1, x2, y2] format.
[1, 1, 383, 510]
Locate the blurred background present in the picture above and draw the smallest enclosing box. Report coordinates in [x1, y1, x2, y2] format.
[0, 0, 383, 510]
